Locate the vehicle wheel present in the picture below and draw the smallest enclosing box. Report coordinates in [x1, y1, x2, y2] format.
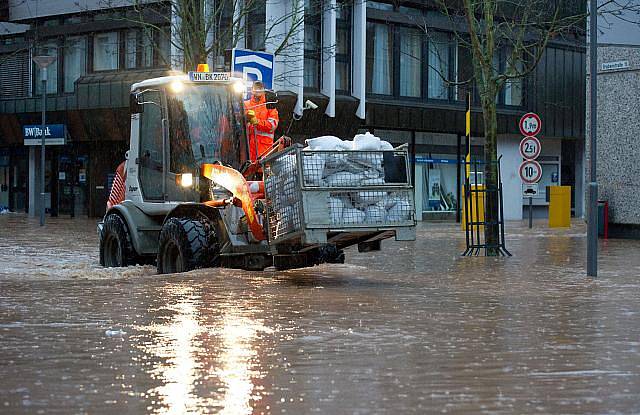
[157, 218, 217, 274]
[100, 214, 135, 267]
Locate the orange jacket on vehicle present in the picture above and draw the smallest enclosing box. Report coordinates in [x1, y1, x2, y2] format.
[244, 95, 279, 161]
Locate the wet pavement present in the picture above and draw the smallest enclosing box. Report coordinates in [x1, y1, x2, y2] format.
[1, 213, 640, 414]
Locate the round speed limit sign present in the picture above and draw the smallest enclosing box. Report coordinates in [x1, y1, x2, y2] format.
[519, 113, 542, 137]
[519, 136, 541, 160]
[519, 160, 542, 184]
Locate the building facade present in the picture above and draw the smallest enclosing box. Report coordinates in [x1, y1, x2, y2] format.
[586, 44, 640, 237]
[0, 0, 586, 221]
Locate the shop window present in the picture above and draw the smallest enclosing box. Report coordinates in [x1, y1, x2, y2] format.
[304, 0, 322, 89]
[399, 27, 422, 98]
[421, 159, 459, 212]
[366, 22, 393, 95]
[93, 32, 119, 71]
[427, 32, 450, 100]
[125, 29, 138, 69]
[246, 0, 266, 51]
[34, 42, 58, 95]
[335, 1, 351, 92]
[63, 36, 86, 93]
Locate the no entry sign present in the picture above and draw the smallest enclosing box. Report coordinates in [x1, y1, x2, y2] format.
[519, 160, 542, 184]
[519, 136, 541, 160]
[519, 113, 542, 137]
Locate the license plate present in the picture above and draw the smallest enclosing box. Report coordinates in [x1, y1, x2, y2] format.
[188, 72, 230, 82]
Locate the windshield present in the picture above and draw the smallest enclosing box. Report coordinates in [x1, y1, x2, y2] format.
[167, 83, 248, 174]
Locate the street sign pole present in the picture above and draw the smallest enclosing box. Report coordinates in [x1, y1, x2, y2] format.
[40, 68, 47, 227]
[529, 197, 533, 229]
[587, 0, 598, 277]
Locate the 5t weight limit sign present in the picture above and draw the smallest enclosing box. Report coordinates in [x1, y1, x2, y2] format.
[520, 136, 541, 160]
[519, 160, 542, 184]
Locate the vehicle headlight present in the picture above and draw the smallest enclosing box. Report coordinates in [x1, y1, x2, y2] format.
[170, 80, 184, 93]
[233, 80, 246, 94]
[180, 173, 193, 187]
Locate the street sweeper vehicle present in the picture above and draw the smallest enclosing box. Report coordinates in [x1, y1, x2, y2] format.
[98, 70, 416, 274]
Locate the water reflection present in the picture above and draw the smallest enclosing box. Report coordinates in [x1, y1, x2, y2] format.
[216, 307, 273, 415]
[138, 282, 272, 414]
[143, 284, 203, 414]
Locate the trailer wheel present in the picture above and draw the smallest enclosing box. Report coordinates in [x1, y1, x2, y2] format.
[157, 218, 214, 274]
[100, 213, 135, 267]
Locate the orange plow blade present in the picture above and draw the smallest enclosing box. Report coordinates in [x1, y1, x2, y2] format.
[202, 164, 266, 241]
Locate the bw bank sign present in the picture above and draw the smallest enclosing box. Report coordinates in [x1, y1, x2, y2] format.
[23, 124, 66, 146]
[231, 48, 274, 89]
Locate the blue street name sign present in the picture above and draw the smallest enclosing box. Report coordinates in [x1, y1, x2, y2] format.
[231, 48, 274, 89]
[23, 124, 66, 146]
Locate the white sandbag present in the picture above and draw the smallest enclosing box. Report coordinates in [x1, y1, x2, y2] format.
[379, 140, 394, 151]
[354, 191, 386, 206]
[324, 172, 365, 187]
[352, 132, 381, 151]
[386, 199, 412, 222]
[302, 153, 325, 186]
[346, 152, 383, 171]
[306, 136, 344, 151]
[364, 203, 386, 224]
[341, 208, 366, 224]
[336, 140, 354, 151]
[328, 197, 344, 224]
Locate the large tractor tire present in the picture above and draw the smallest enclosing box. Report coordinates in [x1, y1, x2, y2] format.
[100, 213, 135, 267]
[157, 217, 217, 274]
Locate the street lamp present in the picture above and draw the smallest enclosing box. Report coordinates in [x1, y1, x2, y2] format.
[33, 55, 56, 227]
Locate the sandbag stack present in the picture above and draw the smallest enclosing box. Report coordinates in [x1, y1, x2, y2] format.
[300, 132, 412, 225]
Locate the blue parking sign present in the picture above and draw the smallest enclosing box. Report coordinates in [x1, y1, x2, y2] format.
[231, 48, 274, 89]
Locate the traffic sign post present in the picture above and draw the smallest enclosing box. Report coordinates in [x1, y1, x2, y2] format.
[519, 160, 542, 184]
[519, 112, 542, 137]
[519, 136, 541, 160]
[517, 112, 544, 229]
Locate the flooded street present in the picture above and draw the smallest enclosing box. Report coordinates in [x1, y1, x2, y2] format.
[1, 213, 640, 414]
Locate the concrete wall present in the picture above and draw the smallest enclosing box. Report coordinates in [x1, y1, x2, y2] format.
[586, 45, 640, 225]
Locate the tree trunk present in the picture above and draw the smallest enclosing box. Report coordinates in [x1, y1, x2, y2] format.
[481, 97, 500, 255]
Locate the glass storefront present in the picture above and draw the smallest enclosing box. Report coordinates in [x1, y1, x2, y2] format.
[418, 156, 461, 213]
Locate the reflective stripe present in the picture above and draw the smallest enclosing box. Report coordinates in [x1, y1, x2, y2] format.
[256, 131, 273, 138]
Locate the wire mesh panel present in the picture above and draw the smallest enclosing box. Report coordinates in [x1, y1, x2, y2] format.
[300, 150, 409, 188]
[328, 190, 414, 226]
[263, 151, 303, 241]
[263, 145, 415, 244]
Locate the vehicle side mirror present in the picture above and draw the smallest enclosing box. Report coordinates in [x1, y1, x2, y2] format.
[130, 92, 143, 114]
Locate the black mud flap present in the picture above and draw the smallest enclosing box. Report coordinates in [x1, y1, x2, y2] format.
[357, 240, 381, 253]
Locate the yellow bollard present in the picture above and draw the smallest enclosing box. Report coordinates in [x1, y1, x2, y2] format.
[461, 185, 485, 231]
[548, 185, 571, 228]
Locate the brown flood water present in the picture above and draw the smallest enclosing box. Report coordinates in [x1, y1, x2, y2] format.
[1, 213, 639, 414]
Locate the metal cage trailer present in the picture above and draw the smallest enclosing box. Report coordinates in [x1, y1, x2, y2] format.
[262, 144, 416, 257]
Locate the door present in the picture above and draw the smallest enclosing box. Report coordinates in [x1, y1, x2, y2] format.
[138, 90, 165, 201]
